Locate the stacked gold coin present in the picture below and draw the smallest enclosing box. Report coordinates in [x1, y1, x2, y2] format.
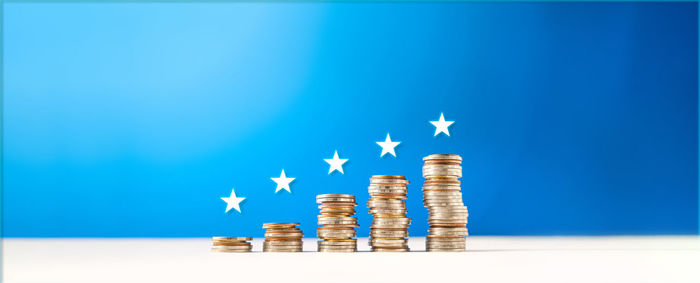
[368, 175, 411, 252]
[316, 194, 358, 252]
[262, 223, 303, 252]
[210, 237, 252, 253]
[422, 154, 468, 252]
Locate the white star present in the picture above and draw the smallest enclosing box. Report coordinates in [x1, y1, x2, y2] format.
[324, 150, 349, 174]
[271, 170, 295, 193]
[430, 113, 454, 136]
[221, 188, 246, 213]
[376, 133, 401, 157]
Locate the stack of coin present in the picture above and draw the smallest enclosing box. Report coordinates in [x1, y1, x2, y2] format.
[422, 154, 468, 252]
[368, 175, 411, 252]
[262, 223, 303, 252]
[210, 237, 252, 253]
[316, 194, 358, 252]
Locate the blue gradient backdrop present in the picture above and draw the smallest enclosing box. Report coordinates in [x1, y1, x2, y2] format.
[2, 2, 698, 237]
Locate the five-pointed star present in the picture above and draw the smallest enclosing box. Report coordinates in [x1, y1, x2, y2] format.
[430, 113, 455, 136]
[221, 188, 246, 213]
[324, 150, 349, 174]
[271, 170, 295, 193]
[376, 133, 401, 157]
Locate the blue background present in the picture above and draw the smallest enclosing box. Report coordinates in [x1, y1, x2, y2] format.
[2, 2, 697, 237]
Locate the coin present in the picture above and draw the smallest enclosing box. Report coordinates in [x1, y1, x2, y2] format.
[262, 223, 300, 229]
[422, 154, 468, 252]
[211, 246, 252, 253]
[211, 236, 253, 253]
[317, 194, 359, 252]
[212, 236, 252, 242]
[368, 175, 411, 252]
[262, 223, 304, 252]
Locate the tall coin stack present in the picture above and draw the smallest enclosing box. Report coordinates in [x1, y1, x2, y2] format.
[316, 194, 358, 252]
[263, 223, 303, 252]
[368, 175, 411, 252]
[210, 237, 252, 253]
[422, 154, 469, 252]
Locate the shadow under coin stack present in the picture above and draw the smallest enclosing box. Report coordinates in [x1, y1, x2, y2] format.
[368, 175, 411, 252]
[422, 154, 469, 252]
[210, 237, 252, 253]
[263, 223, 303, 252]
[316, 194, 358, 252]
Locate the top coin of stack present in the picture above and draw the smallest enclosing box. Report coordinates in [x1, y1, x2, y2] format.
[368, 175, 411, 252]
[263, 223, 303, 252]
[316, 194, 358, 252]
[422, 154, 468, 252]
[211, 237, 252, 253]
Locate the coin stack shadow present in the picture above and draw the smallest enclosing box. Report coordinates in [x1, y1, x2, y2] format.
[422, 154, 469, 252]
[316, 194, 358, 252]
[211, 237, 252, 253]
[262, 223, 303, 252]
[368, 175, 411, 252]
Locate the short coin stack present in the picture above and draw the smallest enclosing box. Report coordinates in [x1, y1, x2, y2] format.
[316, 194, 358, 252]
[210, 237, 252, 253]
[422, 154, 469, 252]
[368, 175, 411, 252]
[263, 223, 303, 252]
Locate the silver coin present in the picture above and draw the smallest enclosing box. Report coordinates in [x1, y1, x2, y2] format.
[427, 215, 468, 219]
[373, 217, 411, 224]
[370, 238, 408, 246]
[429, 229, 468, 236]
[424, 196, 463, 201]
[427, 241, 466, 247]
[263, 241, 303, 246]
[423, 164, 462, 171]
[368, 204, 406, 210]
[429, 220, 468, 225]
[429, 205, 467, 210]
[369, 184, 408, 189]
[264, 232, 303, 237]
[428, 213, 469, 218]
[263, 248, 303, 252]
[427, 248, 466, 252]
[371, 248, 410, 252]
[369, 189, 408, 195]
[370, 223, 409, 229]
[369, 208, 406, 214]
[318, 241, 357, 247]
[427, 243, 467, 249]
[369, 176, 409, 184]
[427, 236, 466, 242]
[424, 190, 463, 196]
[318, 216, 356, 220]
[318, 230, 356, 237]
[368, 199, 405, 205]
[368, 206, 406, 211]
[316, 197, 356, 203]
[319, 249, 356, 253]
[423, 154, 462, 161]
[212, 237, 252, 242]
[318, 220, 357, 226]
[367, 204, 406, 209]
[428, 220, 468, 224]
[370, 230, 408, 238]
[422, 169, 462, 178]
[422, 187, 462, 191]
[211, 246, 252, 253]
[428, 209, 468, 214]
[317, 194, 355, 199]
[422, 163, 462, 169]
[424, 200, 465, 205]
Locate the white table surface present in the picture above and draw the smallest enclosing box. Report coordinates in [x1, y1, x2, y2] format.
[3, 236, 699, 283]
